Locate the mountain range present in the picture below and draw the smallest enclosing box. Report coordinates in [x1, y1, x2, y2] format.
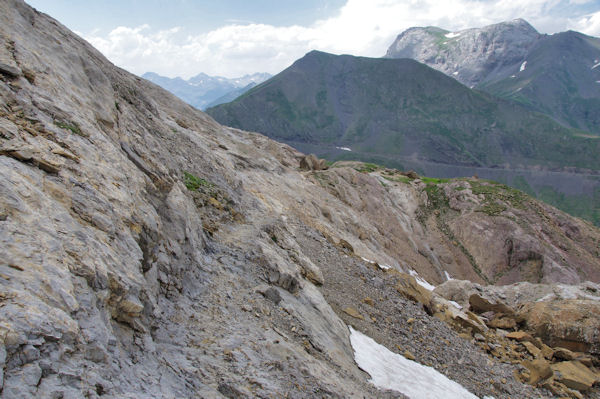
[3, 1, 600, 397]
[207, 49, 600, 225]
[385, 19, 600, 135]
[142, 71, 271, 110]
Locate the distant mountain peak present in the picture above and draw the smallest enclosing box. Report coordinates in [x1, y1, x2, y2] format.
[385, 19, 541, 87]
[385, 20, 600, 135]
[142, 71, 271, 110]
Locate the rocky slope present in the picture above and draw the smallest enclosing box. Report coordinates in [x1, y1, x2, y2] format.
[143, 71, 271, 110]
[385, 19, 600, 135]
[1, 1, 600, 398]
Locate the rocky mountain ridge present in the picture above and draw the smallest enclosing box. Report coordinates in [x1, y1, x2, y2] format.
[385, 19, 540, 88]
[1, 1, 600, 398]
[385, 19, 600, 135]
[142, 71, 271, 110]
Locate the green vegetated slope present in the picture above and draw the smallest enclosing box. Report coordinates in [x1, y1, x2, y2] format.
[510, 175, 600, 226]
[479, 31, 600, 135]
[208, 50, 600, 171]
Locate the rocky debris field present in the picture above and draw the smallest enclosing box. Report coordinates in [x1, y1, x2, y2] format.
[1, 1, 600, 398]
[291, 225, 547, 398]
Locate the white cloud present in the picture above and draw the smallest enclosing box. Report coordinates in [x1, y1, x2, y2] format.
[83, 0, 600, 79]
[570, 10, 600, 36]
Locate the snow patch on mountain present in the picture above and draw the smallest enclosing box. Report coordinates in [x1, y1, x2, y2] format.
[519, 61, 527, 72]
[349, 327, 479, 399]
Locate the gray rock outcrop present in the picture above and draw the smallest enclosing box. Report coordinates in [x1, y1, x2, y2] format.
[385, 19, 540, 88]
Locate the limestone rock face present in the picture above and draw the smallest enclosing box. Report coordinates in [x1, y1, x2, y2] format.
[0, 1, 373, 396]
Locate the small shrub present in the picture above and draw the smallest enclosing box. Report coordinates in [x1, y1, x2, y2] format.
[470, 180, 526, 209]
[478, 202, 507, 216]
[183, 171, 214, 191]
[420, 176, 450, 184]
[354, 162, 380, 173]
[384, 175, 411, 184]
[55, 120, 83, 136]
[424, 183, 449, 210]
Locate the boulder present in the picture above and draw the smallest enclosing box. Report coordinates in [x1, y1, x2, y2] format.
[469, 293, 515, 315]
[506, 331, 534, 342]
[401, 170, 419, 179]
[429, 293, 488, 335]
[553, 347, 576, 361]
[551, 361, 599, 391]
[522, 341, 541, 357]
[343, 307, 364, 320]
[518, 299, 600, 355]
[394, 273, 433, 310]
[487, 314, 516, 329]
[338, 239, 354, 253]
[523, 358, 553, 385]
[540, 344, 555, 360]
[433, 279, 480, 308]
[403, 350, 416, 360]
[299, 154, 328, 171]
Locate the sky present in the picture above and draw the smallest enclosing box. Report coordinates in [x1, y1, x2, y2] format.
[26, 0, 600, 79]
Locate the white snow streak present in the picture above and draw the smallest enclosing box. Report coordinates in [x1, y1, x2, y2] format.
[408, 270, 436, 291]
[449, 300, 463, 309]
[360, 257, 391, 270]
[519, 61, 527, 72]
[536, 293, 555, 302]
[336, 146, 352, 151]
[444, 271, 453, 281]
[445, 32, 461, 38]
[592, 62, 600, 70]
[349, 327, 479, 399]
